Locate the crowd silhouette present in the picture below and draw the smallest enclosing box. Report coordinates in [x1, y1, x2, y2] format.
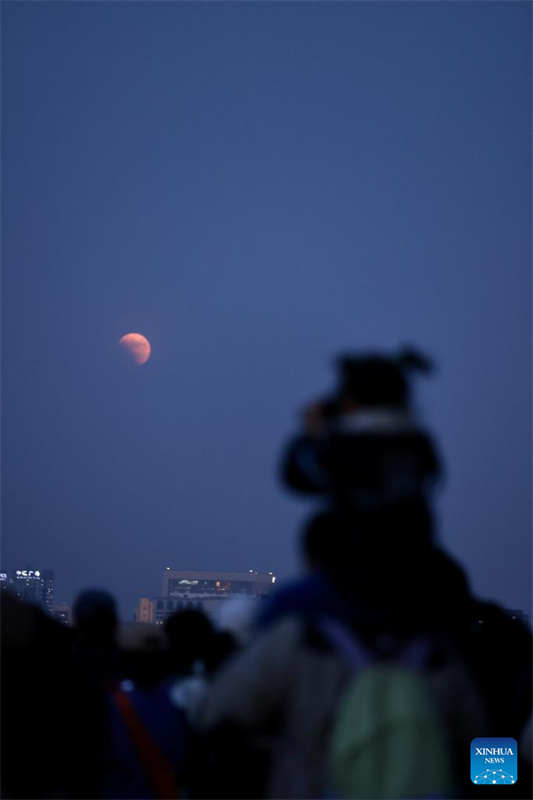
[1, 347, 531, 799]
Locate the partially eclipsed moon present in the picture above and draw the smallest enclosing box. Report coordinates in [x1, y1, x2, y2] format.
[119, 332, 151, 365]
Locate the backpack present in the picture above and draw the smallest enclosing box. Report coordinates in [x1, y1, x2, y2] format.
[319, 617, 456, 800]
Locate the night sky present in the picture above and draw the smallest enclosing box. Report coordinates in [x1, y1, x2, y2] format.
[3, 2, 531, 619]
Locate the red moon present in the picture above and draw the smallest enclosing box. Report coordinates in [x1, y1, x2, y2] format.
[119, 332, 151, 365]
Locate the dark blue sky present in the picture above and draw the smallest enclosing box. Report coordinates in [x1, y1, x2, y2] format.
[3, 1, 531, 618]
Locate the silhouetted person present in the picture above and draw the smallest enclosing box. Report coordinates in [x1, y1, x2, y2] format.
[191, 346, 532, 799]
[257, 505, 433, 630]
[73, 588, 121, 686]
[103, 625, 186, 800]
[192, 510, 511, 799]
[164, 608, 214, 677]
[1, 592, 106, 799]
[74, 588, 118, 643]
[160, 608, 241, 798]
[281, 346, 441, 533]
[163, 608, 239, 721]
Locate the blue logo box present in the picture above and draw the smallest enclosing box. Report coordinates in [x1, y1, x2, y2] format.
[471, 738, 517, 785]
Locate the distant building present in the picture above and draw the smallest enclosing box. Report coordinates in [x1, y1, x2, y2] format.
[52, 603, 72, 625]
[135, 568, 277, 624]
[162, 568, 275, 599]
[0, 569, 55, 612]
[473, 607, 530, 630]
[134, 597, 155, 624]
[508, 609, 529, 626]
[139, 597, 187, 625]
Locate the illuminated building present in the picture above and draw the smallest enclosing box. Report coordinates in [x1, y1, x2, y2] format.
[134, 597, 154, 624]
[134, 597, 182, 625]
[52, 603, 72, 625]
[473, 607, 530, 630]
[508, 609, 529, 626]
[135, 569, 277, 624]
[0, 569, 55, 612]
[163, 568, 275, 598]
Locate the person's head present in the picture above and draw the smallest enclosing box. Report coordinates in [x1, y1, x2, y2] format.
[335, 346, 433, 412]
[204, 630, 240, 675]
[300, 511, 351, 572]
[120, 625, 168, 687]
[301, 508, 470, 634]
[73, 589, 118, 645]
[164, 607, 214, 672]
[300, 503, 435, 572]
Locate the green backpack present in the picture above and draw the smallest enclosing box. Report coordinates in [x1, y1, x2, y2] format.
[320, 617, 456, 800]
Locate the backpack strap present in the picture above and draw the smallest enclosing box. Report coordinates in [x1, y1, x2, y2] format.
[113, 686, 180, 800]
[401, 637, 432, 669]
[318, 616, 372, 670]
[318, 615, 433, 671]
